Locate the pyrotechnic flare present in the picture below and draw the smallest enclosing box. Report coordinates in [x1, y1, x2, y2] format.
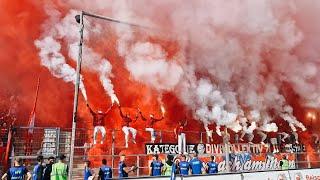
[97, 60, 119, 105]
[138, 108, 164, 143]
[35, 10, 120, 104]
[111, 94, 120, 105]
[118, 105, 138, 148]
[160, 105, 166, 116]
[157, 95, 166, 116]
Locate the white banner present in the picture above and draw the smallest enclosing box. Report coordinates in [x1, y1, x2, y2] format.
[289, 168, 320, 180]
[243, 171, 290, 180]
[42, 128, 59, 156]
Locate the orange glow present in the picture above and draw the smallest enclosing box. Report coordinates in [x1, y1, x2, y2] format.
[307, 112, 316, 120]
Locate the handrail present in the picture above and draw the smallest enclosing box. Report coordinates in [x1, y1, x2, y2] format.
[15, 126, 208, 135]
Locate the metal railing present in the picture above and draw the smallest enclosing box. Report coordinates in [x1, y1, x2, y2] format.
[5, 126, 320, 178]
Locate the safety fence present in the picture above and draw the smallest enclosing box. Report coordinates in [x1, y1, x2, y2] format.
[10, 126, 317, 156]
[10, 127, 220, 157]
[3, 126, 320, 178]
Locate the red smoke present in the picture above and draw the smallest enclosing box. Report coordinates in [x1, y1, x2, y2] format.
[0, 0, 319, 160]
[0, 0, 200, 157]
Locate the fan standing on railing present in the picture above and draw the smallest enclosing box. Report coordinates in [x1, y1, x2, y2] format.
[86, 102, 113, 145]
[174, 119, 188, 154]
[118, 105, 139, 148]
[138, 107, 164, 143]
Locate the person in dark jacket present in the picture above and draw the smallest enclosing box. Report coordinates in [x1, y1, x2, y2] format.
[42, 156, 55, 180]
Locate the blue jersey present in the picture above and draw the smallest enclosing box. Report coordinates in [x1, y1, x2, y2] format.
[99, 165, 112, 180]
[84, 167, 93, 180]
[189, 158, 203, 174]
[207, 162, 218, 174]
[33, 164, 44, 180]
[8, 166, 28, 180]
[179, 161, 189, 176]
[118, 161, 128, 178]
[150, 160, 163, 176]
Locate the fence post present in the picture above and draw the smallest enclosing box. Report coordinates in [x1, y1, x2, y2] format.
[137, 155, 140, 177]
[225, 143, 230, 172]
[11, 146, 15, 167]
[56, 128, 60, 157]
[112, 130, 115, 171]
[200, 132, 203, 143]
[307, 154, 311, 168]
[294, 152, 298, 169]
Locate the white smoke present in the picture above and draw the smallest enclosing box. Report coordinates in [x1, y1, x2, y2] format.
[59, 10, 119, 104]
[34, 36, 88, 101]
[280, 105, 306, 131]
[35, 8, 119, 104]
[125, 42, 183, 91]
[260, 123, 278, 132]
[35, 0, 320, 133]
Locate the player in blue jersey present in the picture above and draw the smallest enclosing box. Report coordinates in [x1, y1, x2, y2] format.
[84, 160, 95, 180]
[98, 159, 112, 180]
[178, 154, 189, 176]
[118, 154, 137, 179]
[189, 153, 203, 175]
[206, 155, 218, 174]
[33, 155, 44, 180]
[1, 157, 31, 180]
[149, 154, 163, 176]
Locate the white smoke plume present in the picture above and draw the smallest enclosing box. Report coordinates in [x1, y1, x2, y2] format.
[34, 36, 88, 102]
[125, 42, 183, 91]
[35, 8, 119, 104]
[37, 0, 320, 133]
